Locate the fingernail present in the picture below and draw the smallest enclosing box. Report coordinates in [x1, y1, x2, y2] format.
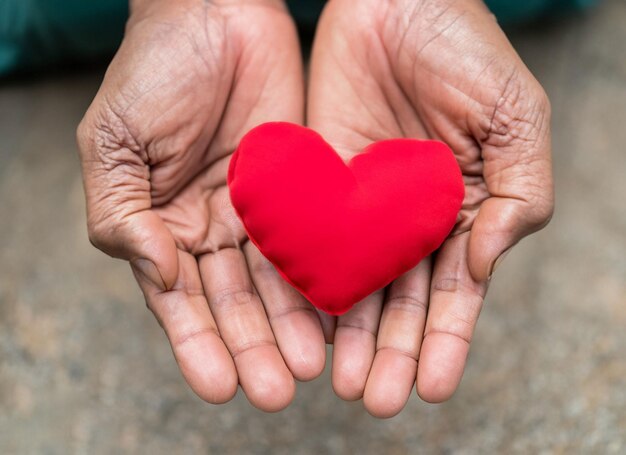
[132, 258, 165, 289]
[490, 247, 513, 278]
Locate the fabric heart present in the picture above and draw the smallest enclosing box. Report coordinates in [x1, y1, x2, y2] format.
[228, 122, 464, 315]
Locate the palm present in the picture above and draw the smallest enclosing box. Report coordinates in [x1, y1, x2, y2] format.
[308, 0, 552, 416]
[309, 0, 522, 231]
[79, 1, 325, 412]
[103, 4, 298, 254]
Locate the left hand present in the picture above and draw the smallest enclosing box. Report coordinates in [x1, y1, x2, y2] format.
[308, 0, 554, 417]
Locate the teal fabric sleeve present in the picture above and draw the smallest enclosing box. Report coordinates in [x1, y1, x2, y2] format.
[0, 0, 127, 76]
[287, 0, 597, 28]
[0, 0, 596, 76]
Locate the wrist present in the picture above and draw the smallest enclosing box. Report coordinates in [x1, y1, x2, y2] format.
[129, 0, 198, 18]
[129, 0, 288, 22]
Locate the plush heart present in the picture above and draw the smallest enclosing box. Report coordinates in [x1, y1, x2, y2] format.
[228, 122, 464, 315]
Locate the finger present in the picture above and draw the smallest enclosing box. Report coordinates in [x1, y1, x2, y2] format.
[198, 247, 295, 412]
[132, 250, 237, 404]
[77, 119, 179, 290]
[469, 76, 554, 281]
[417, 232, 487, 403]
[363, 258, 431, 418]
[332, 291, 383, 401]
[244, 243, 326, 381]
[468, 191, 553, 281]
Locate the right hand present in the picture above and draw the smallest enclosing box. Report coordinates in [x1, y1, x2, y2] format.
[77, 0, 325, 412]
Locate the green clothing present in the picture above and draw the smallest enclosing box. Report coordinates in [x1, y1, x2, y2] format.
[0, 0, 596, 77]
[287, 0, 596, 27]
[0, 0, 126, 76]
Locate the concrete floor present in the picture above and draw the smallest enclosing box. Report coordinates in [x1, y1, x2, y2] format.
[1, 1, 625, 453]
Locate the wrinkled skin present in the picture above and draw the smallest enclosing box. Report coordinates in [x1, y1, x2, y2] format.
[77, 0, 326, 412]
[308, 0, 554, 417]
[77, 0, 554, 417]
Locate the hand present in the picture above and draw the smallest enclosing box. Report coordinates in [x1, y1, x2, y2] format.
[308, 0, 554, 417]
[77, 0, 325, 412]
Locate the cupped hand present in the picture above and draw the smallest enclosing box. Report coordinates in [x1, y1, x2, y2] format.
[308, 0, 554, 417]
[77, 0, 325, 412]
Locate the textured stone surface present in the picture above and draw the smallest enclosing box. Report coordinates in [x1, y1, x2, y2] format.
[1, 1, 625, 453]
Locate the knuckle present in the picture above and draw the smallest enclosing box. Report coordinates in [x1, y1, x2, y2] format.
[425, 301, 481, 345]
[530, 196, 554, 229]
[431, 275, 463, 294]
[250, 255, 277, 278]
[211, 288, 258, 309]
[484, 69, 551, 153]
[337, 311, 378, 336]
[93, 109, 141, 162]
[385, 294, 428, 315]
[86, 217, 111, 252]
[172, 327, 219, 351]
[426, 326, 472, 346]
[86, 210, 128, 256]
[229, 339, 275, 360]
[512, 170, 554, 230]
[79, 99, 144, 167]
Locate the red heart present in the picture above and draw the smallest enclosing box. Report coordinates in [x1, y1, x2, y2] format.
[228, 122, 464, 315]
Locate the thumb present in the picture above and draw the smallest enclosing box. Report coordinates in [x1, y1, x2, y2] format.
[94, 211, 179, 291]
[468, 98, 554, 281]
[468, 197, 549, 282]
[77, 116, 178, 291]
